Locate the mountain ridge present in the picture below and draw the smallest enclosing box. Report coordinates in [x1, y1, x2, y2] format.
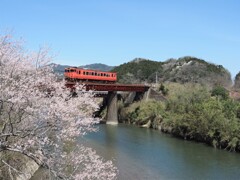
[111, 56, 232, 87]
[51, 56, 235, 89]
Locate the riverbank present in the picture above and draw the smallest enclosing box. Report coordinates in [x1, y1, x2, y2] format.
[118, 83, 240, 152]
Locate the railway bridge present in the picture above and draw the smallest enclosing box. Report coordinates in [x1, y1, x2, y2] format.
[66, 82, 150, 124]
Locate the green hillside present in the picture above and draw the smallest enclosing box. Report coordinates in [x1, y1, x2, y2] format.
[234, 72, 240, 89]
[112, 56, 232, 87]
[112, 58, 163, 83]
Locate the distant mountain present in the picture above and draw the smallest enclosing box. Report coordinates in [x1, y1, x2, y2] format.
[51, 64, 71, 75]
[51, 63, 115, 76]
[112, 56, 232, 87]
[51, 57, 232, 88]
[112, 58, 163, 84]
[161, 56, 232, 87]
[79, 63, 115, 71]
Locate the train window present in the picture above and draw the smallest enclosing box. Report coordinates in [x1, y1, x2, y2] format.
[70, 69, 75, 72]
[101, 73, 103, 76]
[83, 71, 86, 75]
[95, 72, 97, 76]
[86, 72, 89, 75]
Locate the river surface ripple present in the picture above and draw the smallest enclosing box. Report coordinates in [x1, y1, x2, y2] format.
[80, 124, 240, 180]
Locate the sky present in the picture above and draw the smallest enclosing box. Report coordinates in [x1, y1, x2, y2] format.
[1, 0, 240, 77]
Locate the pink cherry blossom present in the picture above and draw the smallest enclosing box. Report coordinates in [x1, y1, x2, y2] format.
[0, 34, 117, 179]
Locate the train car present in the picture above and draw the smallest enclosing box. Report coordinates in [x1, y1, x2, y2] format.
[64, 67, 117, 83]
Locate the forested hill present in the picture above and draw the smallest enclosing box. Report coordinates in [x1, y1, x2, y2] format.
[112, 58, 163, 83]
[51, 57, 232, 88]
[112, 56, 232, 87]
[234, 72, 240, 89]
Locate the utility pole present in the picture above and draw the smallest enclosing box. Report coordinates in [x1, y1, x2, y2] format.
[156, 72, 158, 85]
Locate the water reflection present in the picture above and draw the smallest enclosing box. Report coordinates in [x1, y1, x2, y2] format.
[82, 124, 240, 180]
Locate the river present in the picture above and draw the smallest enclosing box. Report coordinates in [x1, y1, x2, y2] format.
[81, 124, 240, 180]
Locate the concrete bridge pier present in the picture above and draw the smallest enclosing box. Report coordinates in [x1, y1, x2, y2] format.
[106, 91, 118, 125]
[124, 92, 136, 105]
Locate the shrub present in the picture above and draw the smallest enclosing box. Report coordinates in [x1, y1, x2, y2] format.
[211, 86, 229, 100]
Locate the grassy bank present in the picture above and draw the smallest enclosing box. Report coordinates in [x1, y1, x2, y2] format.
[120, 83, 240, 152]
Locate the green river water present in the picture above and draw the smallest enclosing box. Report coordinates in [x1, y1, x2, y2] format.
[82, 124, 240, 180]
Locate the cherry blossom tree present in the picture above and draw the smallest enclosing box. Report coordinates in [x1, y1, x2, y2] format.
[0, 34, 117, 179]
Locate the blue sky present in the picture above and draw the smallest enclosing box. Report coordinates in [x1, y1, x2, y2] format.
[1, 0, 240, 77]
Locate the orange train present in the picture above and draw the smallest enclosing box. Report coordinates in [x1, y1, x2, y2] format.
[64, 67, 117, 83]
